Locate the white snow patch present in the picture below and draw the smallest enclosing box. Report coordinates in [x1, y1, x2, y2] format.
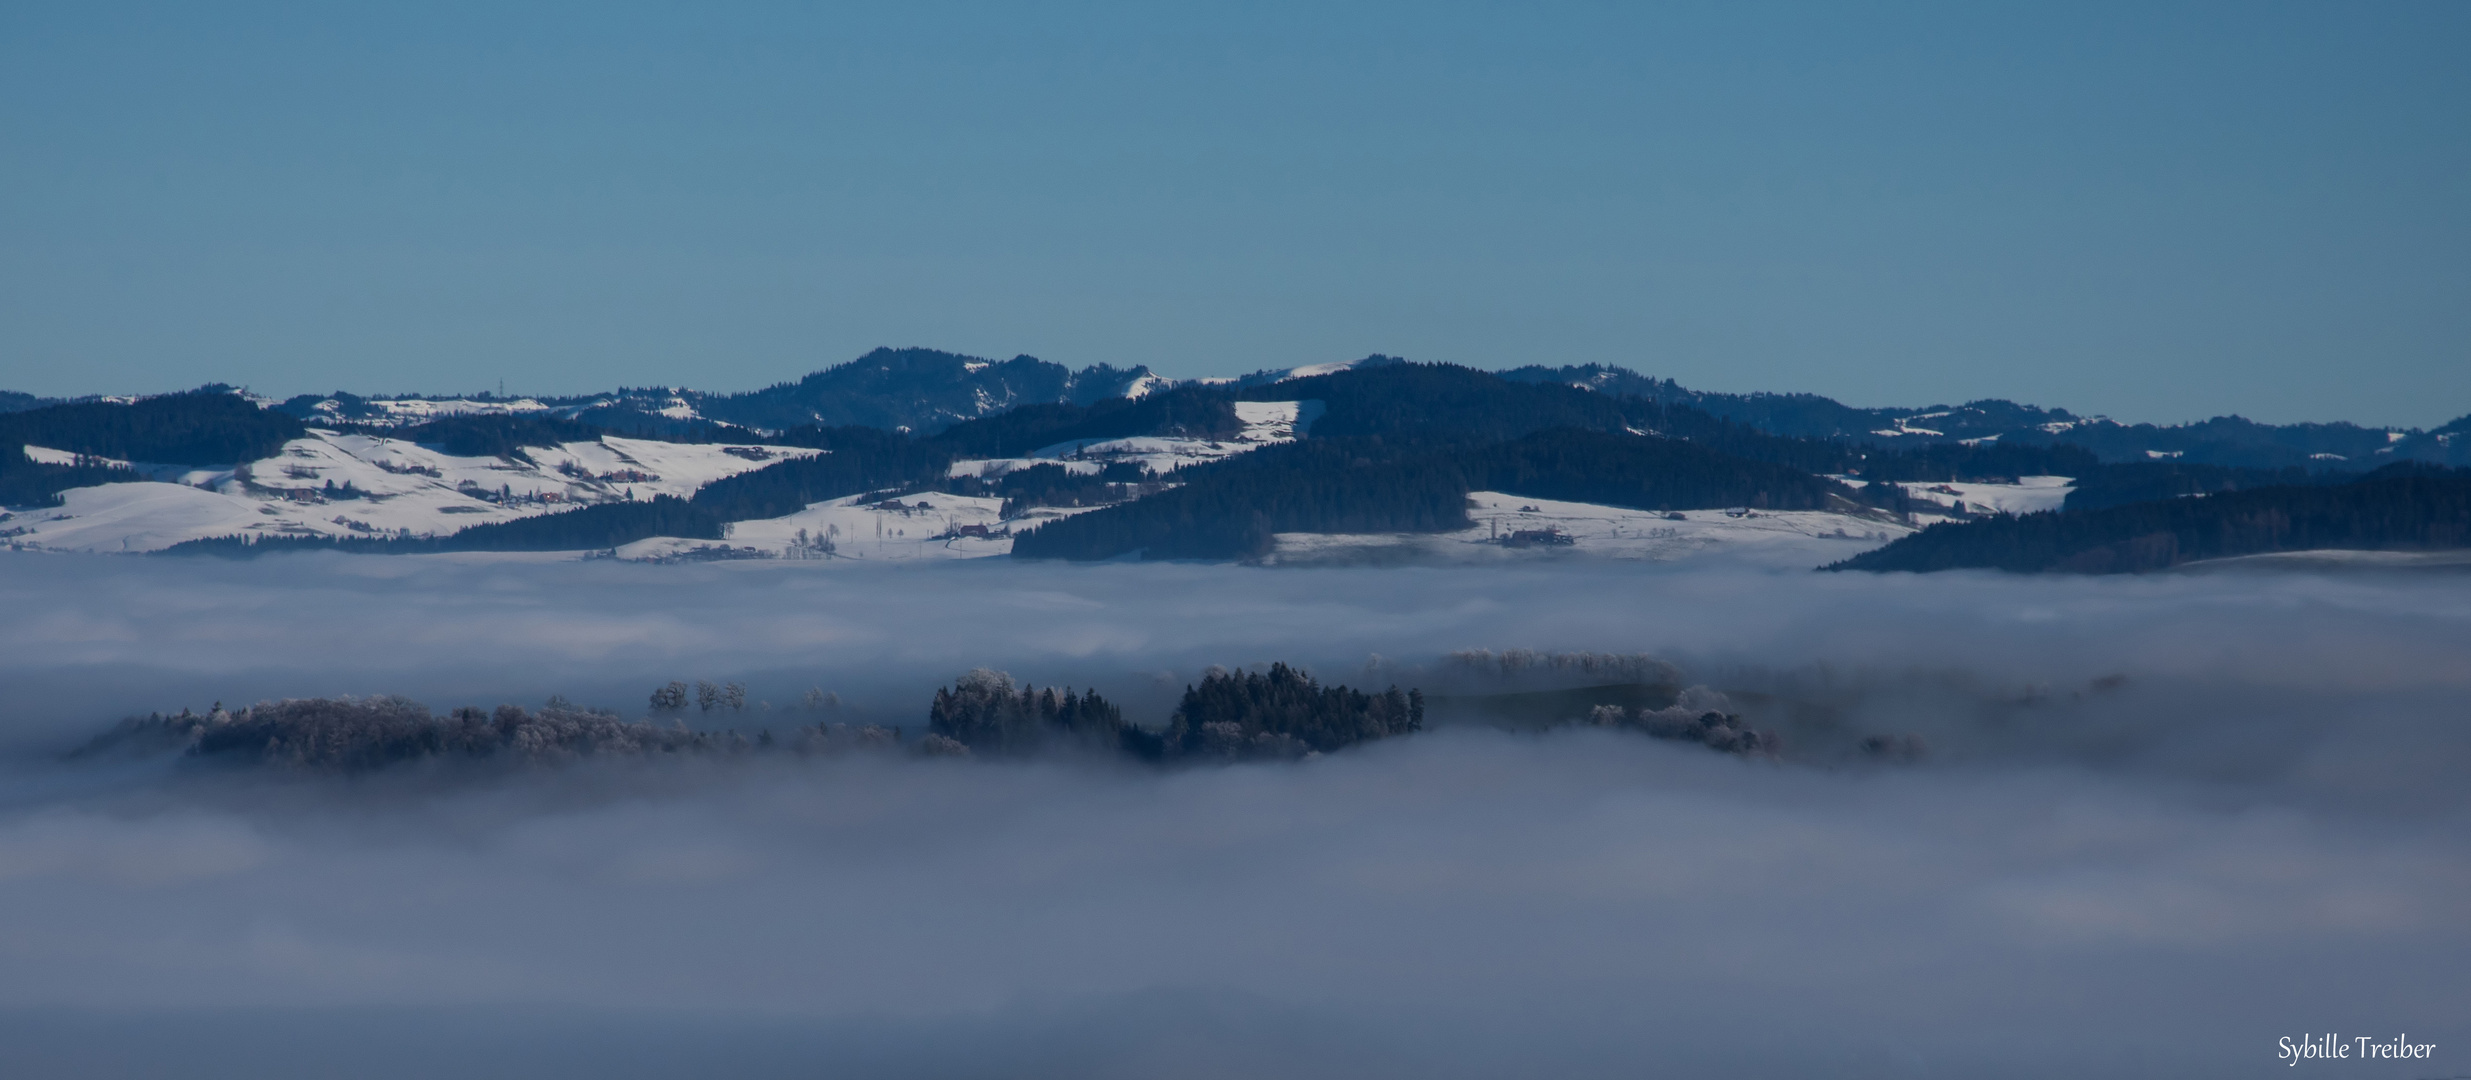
[1892, 476, 2074, 517]
[1118, 373, 1172, 400]
[22, 446, 239, 488]
[1279, 360, 1362, 380]
[21, 446, 128, 469]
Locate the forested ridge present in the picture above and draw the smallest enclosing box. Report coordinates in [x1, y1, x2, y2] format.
[1161, 664, 1423, 760]
[0, 389, 304, 467]
[1830, 465, 2471, 573]
[1241, 361, 2094, 481]
[2059, 461, 2331, 512]
[1010, 426, 1854, 561]
[0, 448, 136, 507]
[1011, 435, 1478, 560]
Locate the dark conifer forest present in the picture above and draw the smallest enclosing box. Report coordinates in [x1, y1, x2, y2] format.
[0, 447, 137, 507]
[1831, 465, 2471, 573]
[924, 669, 1149, 758]
[1162, 663, 1423, 760]
[0, 389, 304, 466]
[73, 662, 1434, 772]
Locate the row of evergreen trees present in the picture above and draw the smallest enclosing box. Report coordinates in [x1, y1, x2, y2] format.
[0, 446, 136, 508]
[1163, 663, 1423, 760]
[920, 664, 1424, 762]
[73, 696, 886, 771]
[74, 660, 1845, 775]
[923, 669, 1148, 757]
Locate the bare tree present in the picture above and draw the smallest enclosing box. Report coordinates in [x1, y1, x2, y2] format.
[696, 681, 721, 712]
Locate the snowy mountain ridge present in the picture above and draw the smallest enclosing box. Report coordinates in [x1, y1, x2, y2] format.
[15, 348, 2453, 471]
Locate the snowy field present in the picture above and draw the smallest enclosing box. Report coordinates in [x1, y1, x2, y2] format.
[1890, 474, 2075, 520]
[1268, 492, 1912, 568]
[298, 396, 565, 425]
[0, 552, 2465, 1078]
[1, 433, 815, 552]
[615, 491, 1103, 563]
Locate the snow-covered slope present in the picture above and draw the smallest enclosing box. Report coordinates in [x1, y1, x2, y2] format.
[2, 433, 815, 553]
[311, 397, 563, 425]
[614, 402, 1322, 564]
[1886, 475, 2074, 523]
[948, 400, 1315, 480]
[615, 491, 1104, 563]
[1263, 493, 1914, 569]
[1215, 354, 1408, 389]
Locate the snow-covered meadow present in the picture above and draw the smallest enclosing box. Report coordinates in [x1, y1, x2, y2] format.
[2, 432, 814, 553]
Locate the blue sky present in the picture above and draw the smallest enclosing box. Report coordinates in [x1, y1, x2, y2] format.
[1, 2, 2465, 425]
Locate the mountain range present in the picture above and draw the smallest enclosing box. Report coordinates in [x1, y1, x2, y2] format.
[4, 347, 2467, 571]
[12, 346, 2458, 470]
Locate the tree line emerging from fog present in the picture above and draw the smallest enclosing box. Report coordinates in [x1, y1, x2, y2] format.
[66, 657, 1796, 774]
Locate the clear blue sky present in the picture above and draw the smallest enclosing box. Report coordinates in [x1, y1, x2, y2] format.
[2, 2, 2465, 426]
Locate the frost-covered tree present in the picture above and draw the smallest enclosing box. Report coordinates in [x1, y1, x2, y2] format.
[649, 681, 688, 713]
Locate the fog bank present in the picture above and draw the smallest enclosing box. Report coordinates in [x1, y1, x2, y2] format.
[0, 551, 2466, 1077]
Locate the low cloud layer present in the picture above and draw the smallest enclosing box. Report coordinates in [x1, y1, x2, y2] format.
[1, 551, 2466, 1077]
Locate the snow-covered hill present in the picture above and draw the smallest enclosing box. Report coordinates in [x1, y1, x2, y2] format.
[1262, 493, 1914, 568]
[618, 488, 1912, 569]
[1, 432, 814, 553]
[615, 491, 1105, 563]
[947, 400, 1315, 481]
[1887, 475, 2074, 524]
[613, 405, 1322, 563]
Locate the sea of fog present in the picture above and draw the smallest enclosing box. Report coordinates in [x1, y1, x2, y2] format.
[0, 550, 2465, 1079]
